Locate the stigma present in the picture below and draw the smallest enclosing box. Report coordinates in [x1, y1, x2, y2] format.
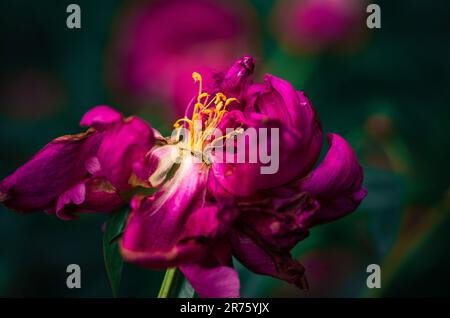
[173, 72, 239, 159]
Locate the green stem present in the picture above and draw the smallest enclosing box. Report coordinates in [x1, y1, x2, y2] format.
[157, 268, 178, 298]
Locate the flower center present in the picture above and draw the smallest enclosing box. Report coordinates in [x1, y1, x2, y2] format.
[172, 72, 240, 160]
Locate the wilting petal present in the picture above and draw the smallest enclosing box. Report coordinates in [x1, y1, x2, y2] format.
[0, 105, 153, 215]
[0, 130, 101, 212]
[55, 177, 124, 219]
[80, 105, 123, 131]
[56, 182, 86, 220]
[230, 229, 308, 290]
[235, 191, 318, 251]
[298, 133, 367, 226]
[96, 116, 154, 189]
[181, 264, 240, 298]
[121, 156, 223, 269]
[180, 240, 239, 298]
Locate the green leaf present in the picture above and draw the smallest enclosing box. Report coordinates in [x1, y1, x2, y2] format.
[157, 268, 196, 298]
[103, 207, 130, 297]
[176, 276, 196, 298]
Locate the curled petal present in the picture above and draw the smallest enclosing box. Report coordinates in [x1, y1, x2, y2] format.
[56, 182, 86, 220]
[247, 75, 323, 180]
[55, 177, 124, 220]
[235, 191, 318, 251]
[96, 117, 154, 189]
[298, 133, 367, 226]
[180, 264, 240, 298]
[230, 229, 308, 290]
[80, 105, 123, 131]
[219, 55, 255, 98]
[180, 241, 240, 298]
[250, 75, 301, 128]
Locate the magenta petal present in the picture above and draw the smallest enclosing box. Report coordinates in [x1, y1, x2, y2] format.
[234, 191, 317, 251]
[85, 156, 101, 175]
[80, 105, 123, 131]
[230, 229, 308, 290]
[246, 75, 323, 182]
[96, 116, 154, 189]
[212, 74, 323, 196]
[81, 177, 124, 211]
[146, 145, 180, 187]
[255, 75, 302, 127]
[211, 162, 261, 197]
[0, 130, 101, 212]
[56, 182, 86, 220]
[219, 55, 255, 98]
[53, 176, 124, 220]
[120, 158, 215, 269]
[299, 133, 367, 226]
[180, 263, 240, 298]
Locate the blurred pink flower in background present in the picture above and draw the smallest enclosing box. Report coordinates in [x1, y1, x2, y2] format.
[273, 0, 367, 54]
[109, 0, 257, 118]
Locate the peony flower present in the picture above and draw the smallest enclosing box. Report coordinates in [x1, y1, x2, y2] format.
[273, 0, 367, 53]
[119, 56, 367, 297]
[110, 0, 256, 117]
[1, 56, 366, 297]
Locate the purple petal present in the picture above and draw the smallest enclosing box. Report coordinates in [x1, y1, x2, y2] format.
[219, 55, 255, 98]
[230, 229, 308, 290]
[210, 74, 323, 197]
[56, 182, 86, 219]
[246, 75, 323, 181]
[234, 191, 317, 251]
[251, 75, 301, 127]
[80, 105, 123, 131]
[0, 130, 101, 212]
[55, 177, 124, 219]
[180, 263, 240, 298]
[96, 116, 154, 190]
[298, 133, 367, 226]
[146, 145, 180, 187]
[120, 158, 217, 269]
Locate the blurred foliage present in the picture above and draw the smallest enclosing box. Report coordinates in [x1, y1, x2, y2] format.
[103, 207, 129, 297]
[0, 0, 449, 297]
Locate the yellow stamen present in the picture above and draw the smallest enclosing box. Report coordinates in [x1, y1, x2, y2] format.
[173, 72, 240, 163]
